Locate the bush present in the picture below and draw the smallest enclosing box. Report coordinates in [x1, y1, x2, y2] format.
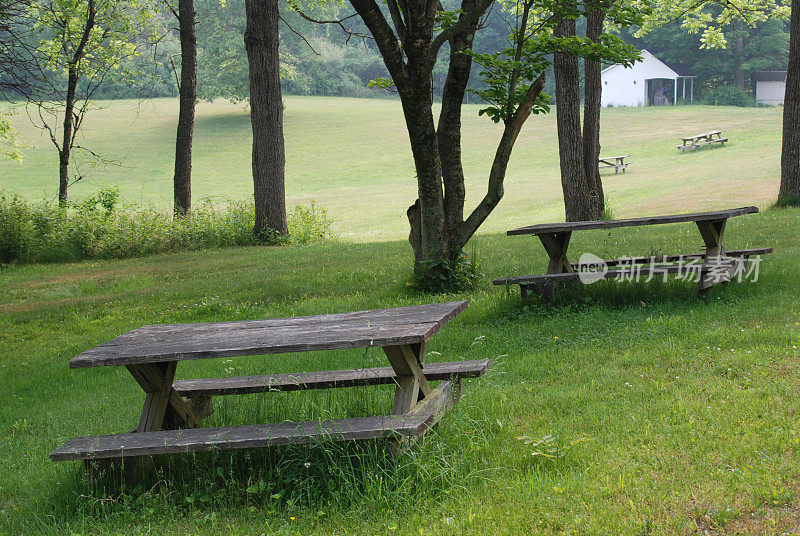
[703, 84, 755, 107]
[411, 249, 484, 293]
[0, 189, 334, 266]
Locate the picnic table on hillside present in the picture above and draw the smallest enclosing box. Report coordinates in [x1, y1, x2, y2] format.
[51, 301, 490, 466]
[598, 155, 632, 174]
[493, 207, 771, 301]
[678, 130, 729, 150]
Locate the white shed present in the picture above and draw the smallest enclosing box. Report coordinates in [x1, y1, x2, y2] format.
[601, 49, 695, 107]
[755, 71, 786, 105]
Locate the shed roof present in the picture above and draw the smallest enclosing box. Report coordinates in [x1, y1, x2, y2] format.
[755, 71, 787, 82]
[601, 50, 691, 79]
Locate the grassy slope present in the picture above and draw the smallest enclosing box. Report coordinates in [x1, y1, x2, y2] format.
[1, 207, 799, 535]
[0, 98, 782, 240]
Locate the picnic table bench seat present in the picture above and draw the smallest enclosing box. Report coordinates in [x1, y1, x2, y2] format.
[51, 302, 487, 466]
[173, 359, 492, 397]
[494, 207, 771, 301]
[51, 380, 457, 462]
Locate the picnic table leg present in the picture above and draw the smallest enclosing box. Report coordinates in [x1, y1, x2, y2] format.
[383, 343, 460, 455]
[384, 342, 432, 415]
[83, 363, 202, 478]
[534, 232, 574, 302]
[126, 362, 201, 432]
[695, 218, 734, 291]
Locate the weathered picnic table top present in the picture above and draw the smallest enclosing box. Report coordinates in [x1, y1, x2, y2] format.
[507, 206, 758, 236]
[682, 130, 722, 141]
[599, 155, 629, 161]
[69, 301, 468, 368]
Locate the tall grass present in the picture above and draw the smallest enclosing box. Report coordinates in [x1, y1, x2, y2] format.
[0, 188, 334, 265]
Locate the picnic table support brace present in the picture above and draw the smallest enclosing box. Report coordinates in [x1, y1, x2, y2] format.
[522, 232, 574, 301]
[384, 342, 432, 415]
[695, 218, 734, 291]
[126, 362, 202, 432]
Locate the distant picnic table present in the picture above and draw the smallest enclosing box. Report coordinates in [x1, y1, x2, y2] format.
[598, 155, 632, 174]
[493, 207, 771, 301]
[678, 130, 729, 150]
[51, 301, 490, 466]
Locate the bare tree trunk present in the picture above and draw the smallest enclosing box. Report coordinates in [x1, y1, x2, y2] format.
[58, 66, 78, 206]
[554, 14, 593, 221]
[583, 6, 606, 218]
[244, 0, 288, 238]
[733, 20, 746, 91]
[400, 77, 448, 262]
[780, 0, 800, 204]
[173, 0, 196, 217]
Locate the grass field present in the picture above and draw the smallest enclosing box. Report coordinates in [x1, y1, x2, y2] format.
[0, 98, 783, 241]
[2, 97, 797, 535]
[2, 205, 800, 535]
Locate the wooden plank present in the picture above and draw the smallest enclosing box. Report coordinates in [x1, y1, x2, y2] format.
[506, 207, 758, 236]
[493, 264, 689, 286]
[173, 359, 492, 397]
[49, 415, 434, 461]
[70, 301, 468, 369]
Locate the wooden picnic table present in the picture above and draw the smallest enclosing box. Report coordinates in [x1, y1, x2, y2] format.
[598, 155, 632, 174]
[493, 207, 771, 301]
[50, 301, 491, 465]
[678, 130, 729, 150]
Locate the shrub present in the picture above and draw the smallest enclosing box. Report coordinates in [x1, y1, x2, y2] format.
[0, 190, 334, 266]
[703, 84, 755, 107]
[411, 249, 484, 293]
[287, 200, 334, 244]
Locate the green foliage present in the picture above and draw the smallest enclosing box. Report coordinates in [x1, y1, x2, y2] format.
[600, 196, 616, 220]
[516, 433, 594, 465]
[703, 84, 754, 106]
[634, 0, 790, 49]
[0, 190, 334, 265]
[287, 200, 334, 244]
[367, 77, 395, 91]
[29, 0, 158, 81]
[0, 112, 24, 162]
[467, 36, 552, 123]
[0, 191, 28, 264]
[411, 249, 483, 293]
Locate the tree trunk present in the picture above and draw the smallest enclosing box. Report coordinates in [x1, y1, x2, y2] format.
[58, 66, 79, 206]
[583, 7, 606, 218]
[733, 20, 746, 91]
[554, 14, 594, 221]
[780, 0, 800, 204]
[399, 77, 448, 263]
[173, 0, 196, 217]
[244, 0, 288, 238]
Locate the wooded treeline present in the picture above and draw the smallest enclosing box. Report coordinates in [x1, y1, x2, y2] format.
[2, 0, 789, 103]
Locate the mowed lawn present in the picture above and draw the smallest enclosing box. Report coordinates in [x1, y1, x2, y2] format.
[0, 97, 783, 241]
[2, 205, 800, 535]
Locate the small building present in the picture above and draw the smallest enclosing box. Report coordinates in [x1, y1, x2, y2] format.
[601, 49, 695, 107]
[755, 71, 787, 105]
